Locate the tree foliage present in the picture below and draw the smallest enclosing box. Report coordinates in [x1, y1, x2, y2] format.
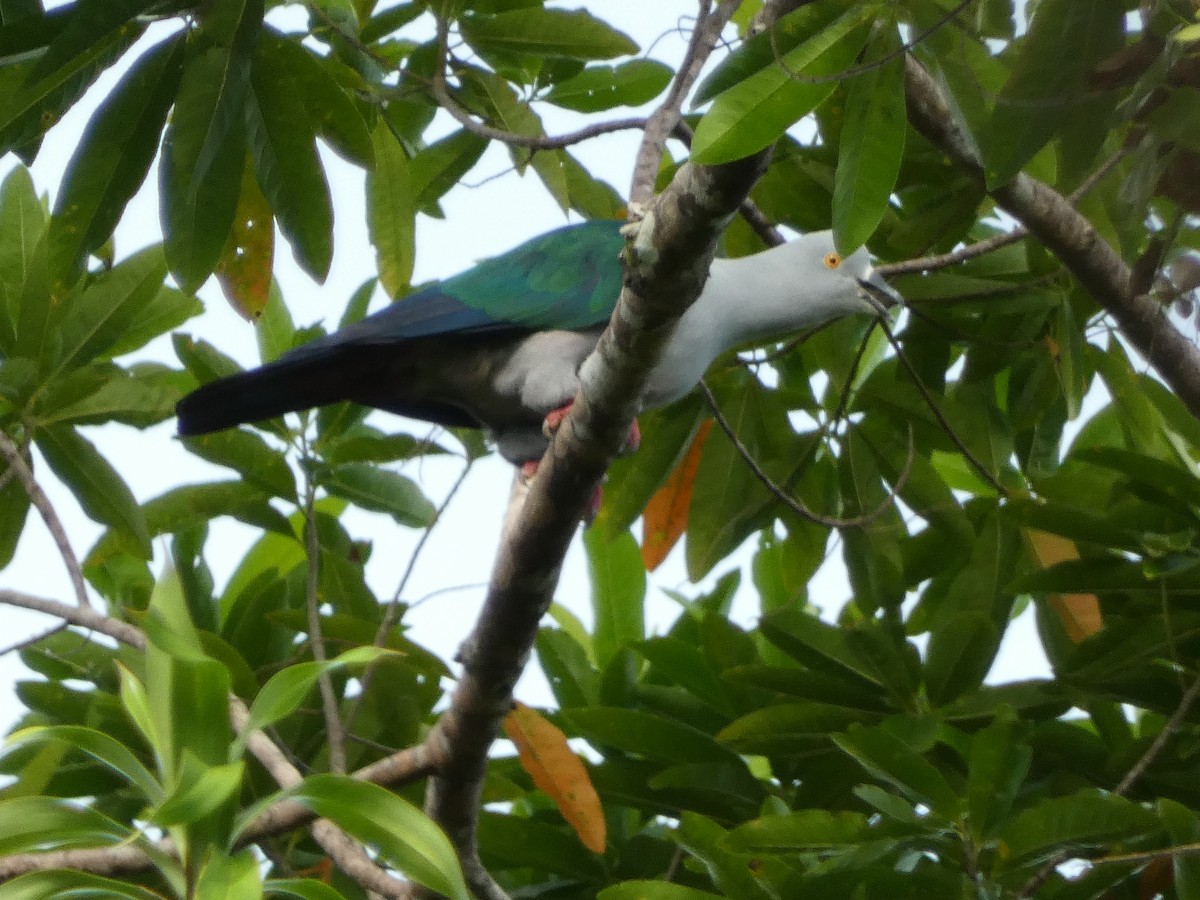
[3, 0, 1200, 898]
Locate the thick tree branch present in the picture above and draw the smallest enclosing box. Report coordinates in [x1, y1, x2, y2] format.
[903, 56, 1200, 419]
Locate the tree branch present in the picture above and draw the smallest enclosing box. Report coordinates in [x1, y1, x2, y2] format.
[629, 0, 741, 206]
[0, 588, 437, 885]
[902, 56, 1200, 420]
[302, 480, 347, 774]
[411, 1, 836, 889]
[0, 432, 91, 610]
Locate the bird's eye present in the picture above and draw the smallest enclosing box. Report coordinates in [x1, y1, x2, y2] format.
[823, 252, 841, 269]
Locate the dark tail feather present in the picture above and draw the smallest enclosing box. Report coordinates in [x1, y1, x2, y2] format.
[176, 349, 358, 436]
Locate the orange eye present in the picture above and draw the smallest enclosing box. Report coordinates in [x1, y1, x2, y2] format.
[823, 252, 841, 269]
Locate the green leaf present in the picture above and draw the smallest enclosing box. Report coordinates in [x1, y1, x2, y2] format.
[565, 708, 737, 764]
[0, 473, 31, 568]
[26, 0, 154, 84]
[0, 870, 163, 899]
[543, 59, 671, 112]
[39, 364, 183, 429]
[267, 31, 373, 167]
[0, 796, 130, 855]
[161, 1, 263, 290]
[966, 717, 1031, 840]
[1160, 799, 1200, 900]
[48, 35, 184, 289]
[139, 481, 292, 541]
[254, 280, 295, 364]
[152, 757, 245, 827]
[195, 849, 261, 900]
[685, 377, 780, 580]
[832, 25, 905, 255]
[833, 722, 959, 818]
[36, 424, 150, 557]
[461, 8, 637, 61]
[599, 882, 720, 899]
[240, 646, 398, 741]
[106, 285, 201, 358]
[690, 6, 871, 165]
[144, 574, 235, 824]
[585, 528, 645, 667]
[265, 879, 347, 900]
[692, 0, 845, 105]
[249, 774, 469, 900]
[0, 166, 45, 353]
[759, 607, 883, 688]
[722, 809, 870, 851]
[320, 463, 435, 527]
[367, 123, 415, 298]
[597, 396, 706, 538]
[11, 233, 56, 373]
[48, 245, 168, 379]
[984, 0, 1124, 187]
[4, 725, 161, 800]
[718, 702, 869, 754]
[923, 614, 999, 707]
[409, 129, 488, 214]
[248, 34, 333, 281]
[998, 788, 1158, 864]
[182, 429, 296, 500]
[536, 627, 598, 709]
[0, 24, 140, 157]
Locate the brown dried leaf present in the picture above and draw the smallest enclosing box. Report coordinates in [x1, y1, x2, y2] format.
[1024, 528, 1103, 641]
[504, 702, 605, 854]
[641, 418, 713, 571]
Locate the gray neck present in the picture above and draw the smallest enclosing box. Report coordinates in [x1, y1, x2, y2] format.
[689, 243, 847, 350]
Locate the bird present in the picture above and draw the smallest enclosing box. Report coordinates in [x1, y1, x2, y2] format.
[176, 220, 900, 465]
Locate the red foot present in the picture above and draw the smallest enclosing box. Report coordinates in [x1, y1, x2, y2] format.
[543, 403, 641, 457]
[543, 401, 574, 439]
[519, 460, 540, 479]
[623, 418, 641, 455]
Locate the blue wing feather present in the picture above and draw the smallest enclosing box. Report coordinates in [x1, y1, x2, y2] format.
[288, 220, 624, 363]
[177, 220, 625, 438]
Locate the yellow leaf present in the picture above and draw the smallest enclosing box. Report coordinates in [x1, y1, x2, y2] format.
[1023, 528, 1103, 641]
[503, 702, 605, 854]
[215, 159, 274, 321]
[641, 418, 713, 571]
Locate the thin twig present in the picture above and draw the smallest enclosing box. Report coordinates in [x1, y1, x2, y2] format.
[1117, 672, 1200, 794]
[0, 431, 91, 609]
[0, 622, 68, 658]
[768, 0, 972, 87]
[878, 147, 1129, 278]
[859, 294, 1011, 497]
[302, 478, 348, 774]
[345, 460, 472, 736]
[630, 0, 741, 205]
[431, 17, 647, 152]
[1017, 671, 1200, 897]
[231, 701, 415, 899]
[1092, 841, 1200, 868]
[699, 379, 913, 527]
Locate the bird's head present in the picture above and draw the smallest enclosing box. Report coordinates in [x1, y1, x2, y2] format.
[802, 232, 903, 316]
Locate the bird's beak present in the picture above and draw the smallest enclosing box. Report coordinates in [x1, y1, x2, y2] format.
[857, 269, 903, 309]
